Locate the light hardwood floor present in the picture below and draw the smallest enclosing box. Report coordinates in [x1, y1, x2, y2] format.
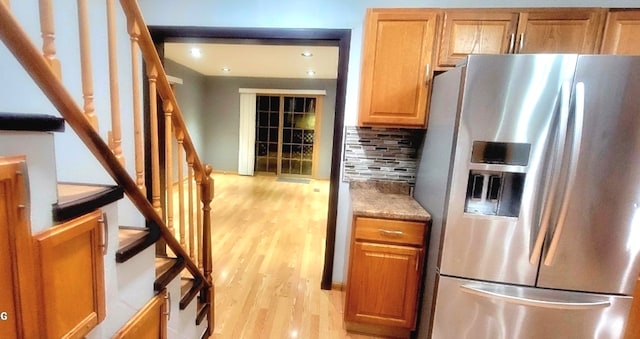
[209, 174, 383, 339]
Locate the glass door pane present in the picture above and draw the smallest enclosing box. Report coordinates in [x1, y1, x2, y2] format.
[280, 96, 315, 176]
[254, 95, 280, 174]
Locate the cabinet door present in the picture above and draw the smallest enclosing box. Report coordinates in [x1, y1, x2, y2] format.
[358, 9, 439, 128]
[601, 10, 640, 55]
[438, 10, 519, 67]
[0, 157, 39, 339]
[516, 9, 605, 54]
[113, 290, 168, 339]
[345, 242, 422, 329]
[34, 210, 106, 339]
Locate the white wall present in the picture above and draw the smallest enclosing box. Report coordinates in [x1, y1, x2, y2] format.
[1, 0, 143, 227]
[137, 0, 639, 283]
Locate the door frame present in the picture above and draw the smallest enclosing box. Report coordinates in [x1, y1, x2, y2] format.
[149, 26, 350, 289]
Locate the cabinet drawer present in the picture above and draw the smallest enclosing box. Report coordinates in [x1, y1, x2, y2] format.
[355, 217, 425, 246]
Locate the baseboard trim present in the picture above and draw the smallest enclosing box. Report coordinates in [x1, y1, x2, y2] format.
[331, 283, 345, 291]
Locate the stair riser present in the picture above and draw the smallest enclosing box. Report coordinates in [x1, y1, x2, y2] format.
[166, 275, 208, 339]
[0, 131, 57, 234]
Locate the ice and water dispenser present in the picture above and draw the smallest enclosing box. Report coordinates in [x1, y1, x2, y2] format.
[464, 141, 530, 217]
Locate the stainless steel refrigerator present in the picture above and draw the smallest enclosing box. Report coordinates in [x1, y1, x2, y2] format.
[413, 54, 640, 339]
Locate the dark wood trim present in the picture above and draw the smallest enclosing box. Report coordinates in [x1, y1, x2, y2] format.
[115, 225, 162, 263]
[196, 301, 210, 326]
[0, 112, 65, 132]
[323, 30, 350, 290]
[148, 26, 350, 290]
[180, 277, 204, 310]
[53, 184, 124, 222]
[154, 256, 185, 291]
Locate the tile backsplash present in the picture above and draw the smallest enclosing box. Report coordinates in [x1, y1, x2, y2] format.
[343, 126, 424, 184]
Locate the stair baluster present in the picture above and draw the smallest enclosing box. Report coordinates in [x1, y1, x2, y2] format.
[177, 130, 186, 249]
[106, 0, 124, 165]
[164, 101, 175, 238]
[77, 0, 98, 130]
[38, 0, 60, 78]
[128, 20, 145, 191]
[147, 65, 162, 216]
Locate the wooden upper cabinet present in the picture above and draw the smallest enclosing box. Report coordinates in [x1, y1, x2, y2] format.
[516, 9, 606, 54]
[358, 9, 440, 128]
[437, 8, 606, 68]
[439, 10, 519, 67]
[601, 10, 640, 55]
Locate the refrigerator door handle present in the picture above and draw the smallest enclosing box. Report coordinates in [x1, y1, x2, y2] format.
[460, 284, 611, 310]
[544, 82, 585, 266]
[529, 81, 571, 265]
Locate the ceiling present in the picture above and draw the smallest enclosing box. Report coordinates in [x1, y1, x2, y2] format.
[164, 42, 339, 79]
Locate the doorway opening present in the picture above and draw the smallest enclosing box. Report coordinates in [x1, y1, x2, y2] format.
[149, 27, 350, 289]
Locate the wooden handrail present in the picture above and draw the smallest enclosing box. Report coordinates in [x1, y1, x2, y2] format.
[0, 2, 209, 287]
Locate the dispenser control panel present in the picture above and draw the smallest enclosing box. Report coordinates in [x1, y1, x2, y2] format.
[464, 141, 530, 217]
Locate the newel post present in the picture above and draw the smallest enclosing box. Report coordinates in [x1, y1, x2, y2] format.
[200, 164, 214, 333]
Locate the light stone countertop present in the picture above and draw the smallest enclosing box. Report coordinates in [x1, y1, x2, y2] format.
[350, 181, 431, 222]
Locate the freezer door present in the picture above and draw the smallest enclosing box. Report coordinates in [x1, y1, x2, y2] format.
[431, 275, 632, 339]
[537, 55, 640, 295]
[440, 54, 578, 285]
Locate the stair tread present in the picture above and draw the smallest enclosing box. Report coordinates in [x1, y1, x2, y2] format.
[116, 226, 160, 264]
[0, 112, 65, 132]
[181, 277, 195, 297]
[53, 182, 124, 222]
[155, 256, 177, 276]
[118, 227, 148, 248]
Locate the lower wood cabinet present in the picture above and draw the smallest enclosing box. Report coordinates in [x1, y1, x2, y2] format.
[0, 156, 40, 339]
[113, 290, 168, 339]
[33, 209, 106, 339]
[345, 217, 427, 337]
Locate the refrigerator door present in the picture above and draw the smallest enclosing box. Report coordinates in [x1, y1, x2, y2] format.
[537, 55, 640, 295]
[440, 54, 578, 285]
[431, 275, 632, 339]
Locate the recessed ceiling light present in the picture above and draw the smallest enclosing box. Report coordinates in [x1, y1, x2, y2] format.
[190, 47, 202, 58]
[306, 70, 316, 76]
[301, 51, 313, 57]
[221, 67, 231, 72]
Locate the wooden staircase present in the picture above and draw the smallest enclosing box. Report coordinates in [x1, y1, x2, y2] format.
[0, 0, 214, 337]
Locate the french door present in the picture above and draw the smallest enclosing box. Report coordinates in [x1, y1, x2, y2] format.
[254, 95, 321, 177]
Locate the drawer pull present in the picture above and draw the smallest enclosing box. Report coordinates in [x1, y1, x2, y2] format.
[379, 229, 403, 237]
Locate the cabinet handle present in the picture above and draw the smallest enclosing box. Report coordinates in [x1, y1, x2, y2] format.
[415, 256, 420, 272]
[508, 33, 515, 54]
[99, 212, 108, 256]
[379, 229, 403, 237]
[164, 291, 171, 321]
[425, 63, 431, 85]
[518, 33, 525, 53]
